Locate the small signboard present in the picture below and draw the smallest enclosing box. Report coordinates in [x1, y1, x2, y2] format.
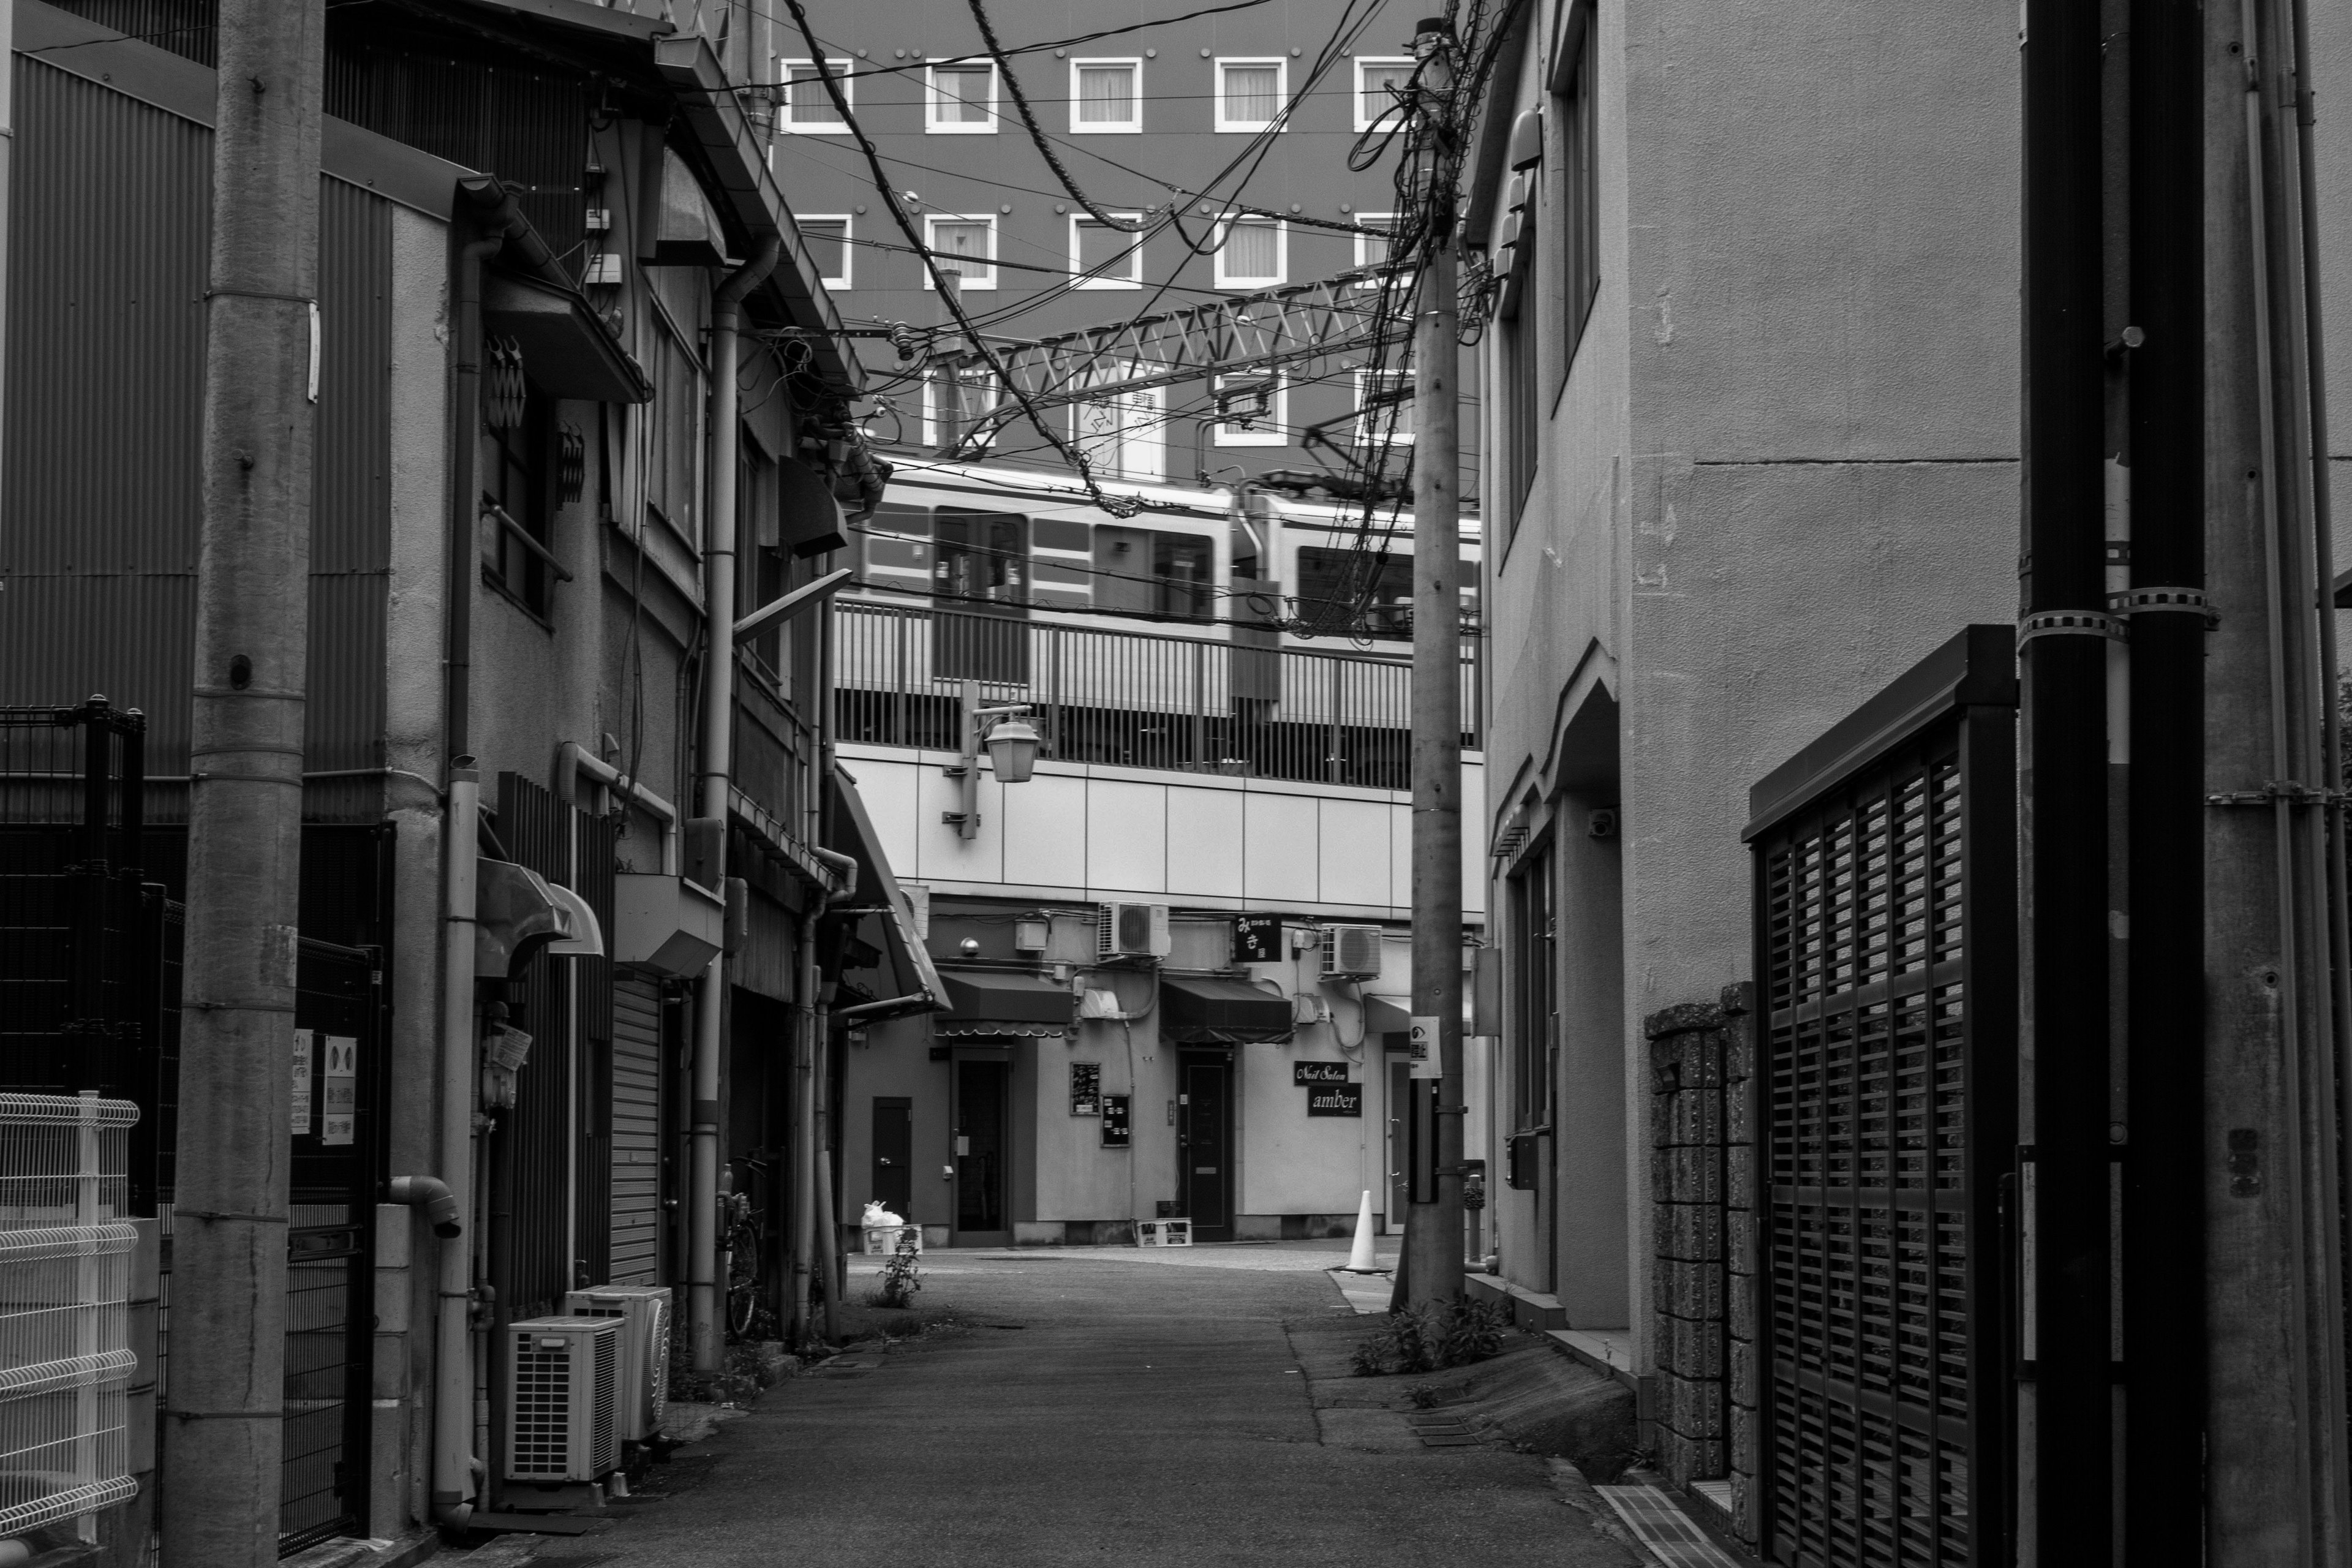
[1306, 1083, 1364, 1117]
[322, 1036, 358, 1147]
[290, 1029, 314, 1137]
[1234, 913, 1283, 963]
[1409, 1017, 1441, 1080]
[1101, 1094, 1131, 1147]
[1070, 1061, 1102, 1117]
[1293, 1061, 1351, 1086]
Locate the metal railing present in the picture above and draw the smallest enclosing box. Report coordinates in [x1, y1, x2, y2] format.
[834, 600, 1480, 791]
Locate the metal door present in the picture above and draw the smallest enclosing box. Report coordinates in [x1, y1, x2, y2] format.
[872, 1098, 912, 1218]
[952, 1060, 1009, 1245]
[1180, 1055, 1232, 1240]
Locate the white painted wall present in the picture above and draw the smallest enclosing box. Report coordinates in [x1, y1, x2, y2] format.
[838, 742, 1487, 921]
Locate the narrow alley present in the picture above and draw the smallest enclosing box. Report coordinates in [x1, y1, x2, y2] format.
[517, 1243, 1660, 1568]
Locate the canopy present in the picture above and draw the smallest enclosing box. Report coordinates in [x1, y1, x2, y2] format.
[1161, 974, 1294, 1046]
[1364, 994, 1412, 1049]
[828, 766, 946, 1025]
[938, 970, 1074, 1037]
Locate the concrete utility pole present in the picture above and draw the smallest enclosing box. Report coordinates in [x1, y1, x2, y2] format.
[1403, 14, 1464, 1312]
[160, 0, 325, 1559]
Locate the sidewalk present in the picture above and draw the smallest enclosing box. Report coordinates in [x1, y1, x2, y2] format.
[516, 1240, 1645, 1567]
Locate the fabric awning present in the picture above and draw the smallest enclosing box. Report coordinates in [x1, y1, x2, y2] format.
[1161, 974, 1294, 1046]
[1364, 994, 1412, 1047]
[937, 969, 1074, 1037]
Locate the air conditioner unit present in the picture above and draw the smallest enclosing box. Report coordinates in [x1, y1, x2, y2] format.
[563, 1284, 673, 1444]
[1319, 924, 1384, 980]
[1097, 901, 1170, 959]
[503, 1315, 622, 1482]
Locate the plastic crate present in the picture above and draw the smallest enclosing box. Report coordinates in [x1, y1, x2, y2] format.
[1137, 1218, 1191, 1248]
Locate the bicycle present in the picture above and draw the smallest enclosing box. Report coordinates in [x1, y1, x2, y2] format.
[720, 1188, 769, 1341]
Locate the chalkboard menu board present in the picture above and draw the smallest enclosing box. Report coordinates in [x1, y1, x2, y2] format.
[1102, 1094, 1131, 1147]
[1070, 1061, 1102, 1116]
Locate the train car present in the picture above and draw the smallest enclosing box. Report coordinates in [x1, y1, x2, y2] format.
[833, 458, 1482, 788]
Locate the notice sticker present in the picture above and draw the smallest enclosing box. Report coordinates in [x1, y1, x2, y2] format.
[1408, 1016, 1441, 1080]
[290, 1029, 314, 1136]
[321, 1035, 358, 1147]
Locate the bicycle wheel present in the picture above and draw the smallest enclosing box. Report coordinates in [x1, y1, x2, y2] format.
[726, 1228, 761, 1338]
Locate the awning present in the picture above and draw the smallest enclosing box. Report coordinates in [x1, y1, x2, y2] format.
[1364, 994, 1412, 1047]
[937, 969, 1074, 1037]
[483, 266, 654, 405]
[829, 766, 945, 1024]
[1161, 974, 1294, 1046]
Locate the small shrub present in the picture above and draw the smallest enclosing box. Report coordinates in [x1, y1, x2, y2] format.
[1405, 1381, 1442, 1409]
[1350, 1298, 1512, 1376]
[875, 1232, 924, 1309]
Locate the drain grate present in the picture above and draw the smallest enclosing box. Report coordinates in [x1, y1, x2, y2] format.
[1594, 1485, 1746, 1567]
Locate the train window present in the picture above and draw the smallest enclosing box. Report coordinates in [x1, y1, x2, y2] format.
[1295, 546, 1414, 637]
[933, 510, 1028, 613]
[1031, 518, 1091, 553]
[858, 503, 932, 596]
[1093, 526, 1212, 622]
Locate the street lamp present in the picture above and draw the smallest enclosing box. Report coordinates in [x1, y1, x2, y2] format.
[941, 678, 1038, 839]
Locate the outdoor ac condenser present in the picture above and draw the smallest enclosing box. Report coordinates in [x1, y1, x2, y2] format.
[1319, 924, 1384, 980]
[503, 1315, 623, 1482]
[563, 1284, 673, 1444]
[1096, 901, 1170, 959]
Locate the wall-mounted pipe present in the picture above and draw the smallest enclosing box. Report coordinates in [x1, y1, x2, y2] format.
[431, 767, 482, 1530]
[390, 1175, 462, 1239]
[557, 741, 680, 876]
[812, 845, 858, 905]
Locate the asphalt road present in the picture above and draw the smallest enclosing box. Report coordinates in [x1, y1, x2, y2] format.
[539, 1245, 1648, 1568]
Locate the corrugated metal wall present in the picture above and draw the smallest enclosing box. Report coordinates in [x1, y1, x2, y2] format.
[0, 59, 394, 786]
[496, 772, 580, 1318]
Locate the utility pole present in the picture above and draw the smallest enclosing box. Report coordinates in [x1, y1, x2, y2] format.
[160, 0, 325, 1559]
[1403, 14, 1464, 1312]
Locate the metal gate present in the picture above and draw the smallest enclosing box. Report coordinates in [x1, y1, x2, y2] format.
[1743, 627, 2016, 1568]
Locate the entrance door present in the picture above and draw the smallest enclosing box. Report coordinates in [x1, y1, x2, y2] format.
[952, 1060, 1010, 1246]
[1179, 1055, 1233, 1241]
[1386, 1058, 1409, 1232]
[872, 1098, 912, 1218]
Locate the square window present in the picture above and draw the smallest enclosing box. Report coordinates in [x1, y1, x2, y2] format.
[927, 367, 1000, 451]
[1070, 58, 1141, 132]
[1354, 57, 1413, 132]
[1215, 58, 1286, 132]
[1354, 367, 1413, 447]
[1070, 214, 1144, 288]
[1212, 216, 1285, 288]
[1212, 374, 1284, 447]
[927, 61, 997, 132]
[924, 214, 997, 290]
[799, 216, 851, 289]
[778, 59, 850, 130]
[1353, 211, 1396, 282]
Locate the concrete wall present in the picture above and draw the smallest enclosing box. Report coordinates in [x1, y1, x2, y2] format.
[840, 742, 1487, 921]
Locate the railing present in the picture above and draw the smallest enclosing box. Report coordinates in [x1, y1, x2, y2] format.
[834, 600, 1480, 791]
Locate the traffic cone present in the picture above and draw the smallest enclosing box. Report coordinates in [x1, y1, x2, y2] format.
[1341, 1189, 1382, 1273]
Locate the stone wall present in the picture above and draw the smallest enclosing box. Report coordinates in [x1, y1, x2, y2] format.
[1645, 982, 1758, 1547]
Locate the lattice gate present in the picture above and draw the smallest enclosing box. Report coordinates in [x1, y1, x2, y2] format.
[1743, 627, 2016, 1568]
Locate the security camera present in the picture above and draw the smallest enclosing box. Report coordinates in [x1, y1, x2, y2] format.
[1588, 809, 1618, 839]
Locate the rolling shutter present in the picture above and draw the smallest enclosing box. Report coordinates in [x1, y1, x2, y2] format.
[610, 976, 663, 1285]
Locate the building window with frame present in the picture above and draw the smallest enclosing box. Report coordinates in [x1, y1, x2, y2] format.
[778, 59, 850, 130]
[1212, 374, 1284, 447]
[478, 353, 557, 619]
[924, 214, 997, 290]
[927, 365, 999, 451]
[1553, 20, 1599, 390]
[645, 285, 706, 547]
[1353, 56, 1412, 132]
[1353, 367, 1413, 447]
[1213, 216, 1284, 288]
[1501, 278, 1540, 535]
[1352, 211, 1397, 286]
[1070, 215, 1144, 288]
[927, 59, 997, 132]
[1069, 58, 1141, 132]
[799, 216, 851, 289]
[1215, 58, 1286, 132]
[1509, 846, 1556, 1132]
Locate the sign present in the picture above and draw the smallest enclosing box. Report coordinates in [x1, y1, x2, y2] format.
[1408, 1016, 1441, 1080]
[1306, 1082, 1363, 1117]
[1293, 1061, 1351, 1086]
[1101, 1095, 1131, 1147]
[290, 1029, 314, 1136]
[1234, 913, 1284, 963]
[1070, 1061, 1102, 1117]
[322, 1035, 358, 1147]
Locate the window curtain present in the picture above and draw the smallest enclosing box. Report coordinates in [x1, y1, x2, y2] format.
[1223, 65, 1278, 123]
[1077, 65, 1134, 123]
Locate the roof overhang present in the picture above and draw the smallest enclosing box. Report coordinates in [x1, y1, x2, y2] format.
[483, 266, 654, 404]
[831, 767, 946, 1019]
[1160, 974, 1294, 1046]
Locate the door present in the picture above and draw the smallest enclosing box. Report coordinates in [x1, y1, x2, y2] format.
[872, 1098, 912, 1218]
[1179, 1054, 1233, 1241]
[933, 509, 1029, 682]
[1387, 1058, 1409, 1232]
[952, 1060, 1010, 1245]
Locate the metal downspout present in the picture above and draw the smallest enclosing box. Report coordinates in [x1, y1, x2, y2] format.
[689, 237, 782, 1376]
[432, 767, 481, 1529]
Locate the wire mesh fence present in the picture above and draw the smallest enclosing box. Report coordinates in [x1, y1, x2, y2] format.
[0, 1094, 140, 1536]
[834, 600, 1481, 790]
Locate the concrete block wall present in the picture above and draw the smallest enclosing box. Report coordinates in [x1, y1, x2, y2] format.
[1722, 983, 1760, 1548]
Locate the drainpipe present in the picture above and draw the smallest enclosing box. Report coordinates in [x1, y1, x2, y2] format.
[431, 766, 481, 1529]
[556, 741, 680, 875]
[688, 237, 782, 1377]
[811, 845, 858, 1336]
[791, 907, 820, 1344]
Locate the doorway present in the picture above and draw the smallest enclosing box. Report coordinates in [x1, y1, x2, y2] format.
[951, 1060, 1010, 1246]
[871, 1097, 912, 1219]
[1178, 1054, 1233, 1241]
[1386, 1058, 1409, 1231]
